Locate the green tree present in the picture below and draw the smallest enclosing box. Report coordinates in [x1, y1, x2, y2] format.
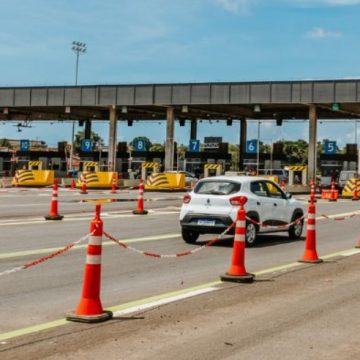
[277, 139, 308, 164]
[74, 131, 104, 152]
[0, 138, 12, 149]
[229, 144, 239, 170]
[149, 143, 165, 152]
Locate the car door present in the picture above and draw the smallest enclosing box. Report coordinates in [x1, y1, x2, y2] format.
[249, 180, 273, 225]
[263, 180, 289, 224]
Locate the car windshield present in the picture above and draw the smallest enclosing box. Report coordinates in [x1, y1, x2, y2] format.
[194, 181, 241, 195]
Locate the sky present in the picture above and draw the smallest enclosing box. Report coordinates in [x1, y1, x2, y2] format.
[1, 0, 360, 147]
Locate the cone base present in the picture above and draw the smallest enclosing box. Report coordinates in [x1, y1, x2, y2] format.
[80, 191, 88, 195]
[44, 215, 64, 221]
[132, 210, 148, 215]
[355, 244, 360, 248]
[352, 198, 359, 201]
[328, 199, 337, 202]
[220, 273, 255, 283]
[66, 310, 112, 323]
[299, 258, 323, 264]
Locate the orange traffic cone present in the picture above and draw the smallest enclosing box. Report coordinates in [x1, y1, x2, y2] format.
[352, 178, 359, 201]
[44, 179, 63, 220]
[69, 179, 76, 191]
[67, 204, 112, 323]
[111, 173, 117, 194]
[133, 179, 148, 215]
[221, 196, 254, 283]
[299, 199, 323, 263]
[280, 180, 286, 192]
[355, 237, 360, 248]
[80, 172, 88, 195]
[329, 179, 337, 202]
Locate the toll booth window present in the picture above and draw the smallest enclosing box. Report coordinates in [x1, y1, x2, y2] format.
[195, 181, 240, 195]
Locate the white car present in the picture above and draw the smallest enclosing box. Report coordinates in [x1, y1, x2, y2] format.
[180, 176, 305, 246]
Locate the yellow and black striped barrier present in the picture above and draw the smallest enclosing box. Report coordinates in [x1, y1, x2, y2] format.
[12, 170, 54, 187]
[342, 178, 360, 198]
[145, 172, 186, 191]
[76, 171, 118, 189]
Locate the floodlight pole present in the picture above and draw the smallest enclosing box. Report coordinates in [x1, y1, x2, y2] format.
[69, 41, 87, 174]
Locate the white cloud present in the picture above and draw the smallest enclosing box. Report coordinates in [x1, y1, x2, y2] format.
[306, 27, 342, 38]
[214, 0, 254, 15]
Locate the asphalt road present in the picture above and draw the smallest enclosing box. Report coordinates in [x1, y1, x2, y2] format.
[1, 188, 360, 358]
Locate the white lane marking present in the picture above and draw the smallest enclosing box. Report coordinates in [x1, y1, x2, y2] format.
[0, 210, 180, 227]
[337, 248, 360, 257]
[0, 233, 181, 259]
[112, 287, 218, 317]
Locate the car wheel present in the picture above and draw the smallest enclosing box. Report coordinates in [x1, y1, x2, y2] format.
[288, 214, 304, 239]
[181, 229, 199, 244]
[245, 221, 257, 247]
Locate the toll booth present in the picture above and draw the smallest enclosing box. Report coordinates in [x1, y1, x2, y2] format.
[285, 166, 307, 186]
[204, 163, 223, 177]
[81, 161, 99, 172]
[141, 161, 160, 180]
[184, 137, 231, 177]
[28, 160, 43, 170]
[243, 143, 287, 173]
[319, 143, 358, 180]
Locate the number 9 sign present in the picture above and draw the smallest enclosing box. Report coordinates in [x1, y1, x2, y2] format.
[81, 139, 93, 152]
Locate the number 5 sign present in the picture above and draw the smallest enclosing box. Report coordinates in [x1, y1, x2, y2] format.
[246, 140, 257, 154]
[324, 141, 336, 154]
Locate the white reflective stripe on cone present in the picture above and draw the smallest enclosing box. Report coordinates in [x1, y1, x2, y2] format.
[307, 224, 316, 230]
[51, 197, 57, 201]
[236, 220, 245, 228]
[88, 236, 102, 246]
[86, 255, 101, 265]
[234, 233, 245, 242]
[308, 213, 316, 219]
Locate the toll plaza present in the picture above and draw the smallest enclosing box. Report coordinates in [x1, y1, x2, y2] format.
[184, 137, 231, 177]
[2, 80, 360, 185]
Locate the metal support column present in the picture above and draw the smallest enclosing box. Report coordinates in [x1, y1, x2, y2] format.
[308, 104, 317, 182]
[108, 106, 118, 172]
[84, 120, 91, 139]
[165, 107, 175, 171]
[239, 119, 247, 170]
[190, 119, 197, 140]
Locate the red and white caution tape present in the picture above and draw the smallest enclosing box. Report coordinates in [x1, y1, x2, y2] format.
[103, 223, 235, 259]
[319, 212, 359, 221]
[0, 233, 92, 277]
[245, 214, 306, 229]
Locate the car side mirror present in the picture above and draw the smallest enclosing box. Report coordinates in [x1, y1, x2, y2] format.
[285, 192, 292, 199]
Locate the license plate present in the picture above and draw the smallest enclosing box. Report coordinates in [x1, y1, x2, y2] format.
[197, 219, 215, 226]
